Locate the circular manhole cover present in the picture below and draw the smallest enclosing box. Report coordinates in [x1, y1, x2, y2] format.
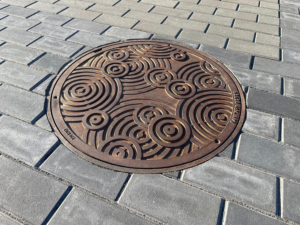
[48, 40, 245, 173]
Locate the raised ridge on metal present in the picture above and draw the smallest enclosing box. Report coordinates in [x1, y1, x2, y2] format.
[47, 40, 246, 173]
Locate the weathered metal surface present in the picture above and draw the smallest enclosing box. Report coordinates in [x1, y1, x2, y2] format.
[47, 40, 246, 173]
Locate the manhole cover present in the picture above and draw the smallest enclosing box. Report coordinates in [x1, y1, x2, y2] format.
[48, 40, 245, 173]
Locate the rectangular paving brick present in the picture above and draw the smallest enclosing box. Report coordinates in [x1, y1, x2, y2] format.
[281, 28, 300, 52]
[34, 113, 52, 132]
[281, 19, 300, 31]
[238, 133, 300, 181]
[199, 45, 251, 68]
[28, 2, 67, 14]
[55, 0, 94, 10]
[70, 46, 93, 59]
[280, 11, 300, 20]
[227, 39, 279, 60]
[63, 18, 110, 34]
[0, 84, 45, 122]
[68, 31, 120, 47]
[280, 5, 299, 14]
[222, 0, 259, 6]
[41, 145, 129, 200]
[258, 15, 280, 26]
[215, 8, 257, 21]
[88, 4, 128, 16]
[134, 21, 180, 37]
[285, 78, 300, 99]
[29, 22, 77, 40]
[0, 156, 68, 224]
[116, 1, 153, 11]
[200, 0, 238, 10]
[125, 10, 167, 23]
[283, 118, 300, 148]
[0, 43, 44, 65]
[103, 26, 151, 40]
[0, 212, 22, 225]
[238, 4, 279, 17]
[242, 109, 279, 140]
[151, 6, 191, 19]
[49, 189, 155, 225]
[0, 115, 57, 166]
[141, 0, 178, 8]
[164, 17, 208, 31]
[0, 61, 48, 90]
[283, 180, 300, 224]
[30, 36, 83, 57]
[94, 14, 138, 29]
[178, 29, 227, 48]
[234, 19, 279, 35]
[32, 74, 56, 96]
[256, 33, 280, 47]
[0, 5, 37, 18]
[0, 27, 41, 46]
[28, 11, 72, 26]
[177, 2, 215, 14]
[120, 174, 222, 225]
[191, 12, 233, 26]
[59, 7, 100, 21]
[226, 203, 288, 225]
[260, 1, 279, 10]
[151, 34, 200, 48]
[228, 66, 281, 93]
[248, 87, 300, 121]
[184, 157, 277, 213]
[253, 57, 300, 79]
[0, 0, 35, 7]
[0, 15, 40, 30]
[31, 52, 71, 74]
[208, 25, 255, 41]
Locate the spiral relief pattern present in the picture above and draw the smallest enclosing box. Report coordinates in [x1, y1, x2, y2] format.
[50, 40, 245, 172]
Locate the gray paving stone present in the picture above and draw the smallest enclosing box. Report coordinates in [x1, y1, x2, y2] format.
[0, 61, 48, 90]
[30, 36, 83, 57]
[248, 87, 300, 121]
[29, 23, 77, 40]
[0, 15, 39, 30]
[280, 6, 299, 14]
[281, 18, 300, 31]
[0, 43, 44, 65]
[238, 133, 300, 181]
[282, 49, 300, 64]
[283, 118, 300, 148]
[0, 156, 68, 225]
[253, 57, 300, 79]
[31, 52, 71, 74]
[0, 115, 57, 166]
[28, 1, 67, 14]
[184, 157, 277, 213]
[35, 113, 52, 131]
[242, 109, 280, 140]
[70, 46, 93, 59]
[28, 11, 72, 26]
[0, 212, 22, 225]
[103, 26, 151, 40]
[218, 138, 237, 159]
[120, 174, 221, 225]
[32, 74, 56, 96]
[0, 3, 8, 9]
[282, 28, 300, 52]
[0, 5, 37, 18]
[163, 171, 181, 179]
[0, 27, 41, 46]
[200, 44, 251, 69]
[151, 34, 199, 49]
[49, 189, 155, 225]
[228, 66, 281, 93]
[285, 78, 300, 99]
[0, 84, 45, 122]
[41, 145, 129, 200]
[226, 203, 288, 225]
[63, 18, 110, 34]
[280, 12, 300, 20]
[283, 179, 300, 223]
[68, 31, 120, 47]
[281, 0, 300, 7]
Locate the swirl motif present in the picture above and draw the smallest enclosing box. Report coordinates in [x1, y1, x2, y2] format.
[144, 67, 177, 87]
[98, 136, 142, 160]
[170, 51, 187, 61]
[166, 79, 196, 99]
[129, 44, 178, 58]
[149, 115, 191, 148]
[101, 61, 130, 78]
[103, 49, 129, 61]
[82, 110, 109, 130]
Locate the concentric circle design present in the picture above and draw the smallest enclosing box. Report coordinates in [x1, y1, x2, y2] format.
[48, 40, 246, 173]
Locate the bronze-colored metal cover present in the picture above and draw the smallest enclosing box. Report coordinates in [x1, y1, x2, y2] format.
[47, 40, 246, 173]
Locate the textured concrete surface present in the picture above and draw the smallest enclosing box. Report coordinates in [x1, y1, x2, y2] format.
[0, 0, 299, 225]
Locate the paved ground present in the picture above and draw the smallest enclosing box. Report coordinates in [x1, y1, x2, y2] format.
[0, 0, 300, 224]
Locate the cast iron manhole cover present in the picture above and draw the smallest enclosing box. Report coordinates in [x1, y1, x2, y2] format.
[48, 40, 245, 173]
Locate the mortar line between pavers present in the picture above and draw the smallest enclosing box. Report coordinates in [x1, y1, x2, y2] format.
[0, 208, 30, 225]
[221, 200, 229, 225]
